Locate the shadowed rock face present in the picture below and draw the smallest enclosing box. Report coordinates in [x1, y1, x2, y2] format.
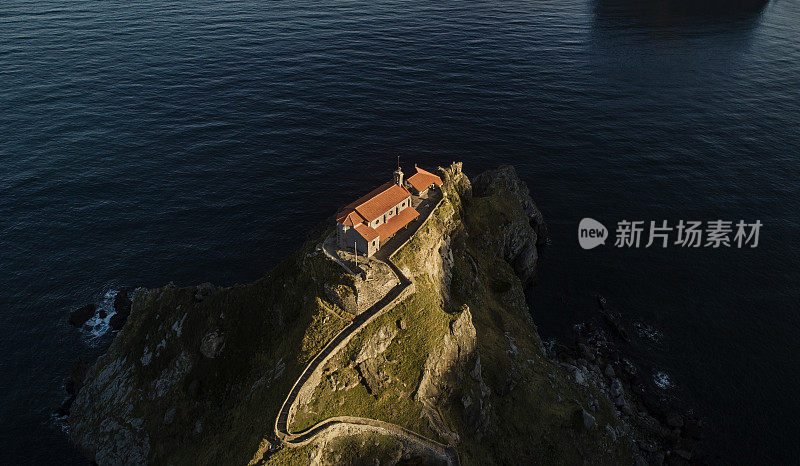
[472, 166, 548, 286]
[69, 356, 151, 465]
[109, 289, 132, 330]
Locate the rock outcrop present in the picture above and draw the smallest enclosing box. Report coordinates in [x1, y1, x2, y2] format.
[355, 325, 398, 365]
[109, 289, 132, 330]
[200, 330, 225, 359]
[472, 166, 548, 285]
[69, 356, 151, 465]
[415, 306, 477, 404]
[354, 324, 398, 395]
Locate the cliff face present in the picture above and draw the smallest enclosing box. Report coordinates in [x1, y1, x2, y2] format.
[68, 163, 632, 465]
[472, 166, 548, 286]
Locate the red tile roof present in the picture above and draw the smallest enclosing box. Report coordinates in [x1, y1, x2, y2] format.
[354, 223, 379, 242]
[340, 211, 363, 227]
[336, 181, 411, 225]
[407, 166, 443, 193]
[374, 206, 419, 241]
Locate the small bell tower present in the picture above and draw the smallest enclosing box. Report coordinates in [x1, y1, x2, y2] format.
[393, 156, 404, 187]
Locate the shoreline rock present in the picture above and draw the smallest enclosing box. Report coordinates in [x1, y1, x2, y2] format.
[68, 303, 96, 328]
[548, 296, 706, 465]
[109, 289, 131, 330]
[472, 166, 548, 286]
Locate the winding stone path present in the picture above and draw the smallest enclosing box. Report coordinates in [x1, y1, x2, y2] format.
[273, 190, 459, 465]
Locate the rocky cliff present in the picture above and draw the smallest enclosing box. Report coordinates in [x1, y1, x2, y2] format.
[68, 163, 636, 465]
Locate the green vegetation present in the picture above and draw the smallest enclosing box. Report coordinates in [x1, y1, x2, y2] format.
[292, 276, 453, 442]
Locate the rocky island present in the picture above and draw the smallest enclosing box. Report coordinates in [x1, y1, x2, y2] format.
[66, 163, 699, 465]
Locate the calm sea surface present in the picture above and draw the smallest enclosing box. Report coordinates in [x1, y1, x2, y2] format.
[1, 0, 798, 463]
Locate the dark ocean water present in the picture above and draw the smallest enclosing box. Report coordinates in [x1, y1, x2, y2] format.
[1, 0, 798, 463]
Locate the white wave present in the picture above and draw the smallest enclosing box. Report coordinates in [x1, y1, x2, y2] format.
[50, 411, 70, 435]
[653, 370, 674, 389]
[82, 288, 119, 345]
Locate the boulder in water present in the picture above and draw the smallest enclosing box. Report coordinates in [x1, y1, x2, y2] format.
[69, 304, 96, 328]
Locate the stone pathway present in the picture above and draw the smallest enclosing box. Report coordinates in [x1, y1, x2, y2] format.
[273, 189, 458, 465]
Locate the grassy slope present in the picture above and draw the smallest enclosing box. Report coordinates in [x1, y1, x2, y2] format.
[95, 232, 357, 465]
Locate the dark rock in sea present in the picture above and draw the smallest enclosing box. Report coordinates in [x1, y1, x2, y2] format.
[110, 289, 132, 330]
[113, 288, 131, 315]
[610, 378, 624, 398]
[55, 396, 74, 417]
[69, 304, 96, 328]
[65, 378, 75, 396]
[163, 408, 176, 425]
[597, 294, 609, 311]
[59, 358, 90, 417]
[109, 312, 125, 331]
[638, 438, 658, 453]
[596, 295, 629, 341]
[187, 380, 200, 399]
[98, 309, 107, 319]
[671, 449, 692, 462]
[684, 418, 705, 439]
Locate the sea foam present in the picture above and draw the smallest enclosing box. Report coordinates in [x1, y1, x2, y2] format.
[82, 288, 118, 345]
[653, 371, 674, 389]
